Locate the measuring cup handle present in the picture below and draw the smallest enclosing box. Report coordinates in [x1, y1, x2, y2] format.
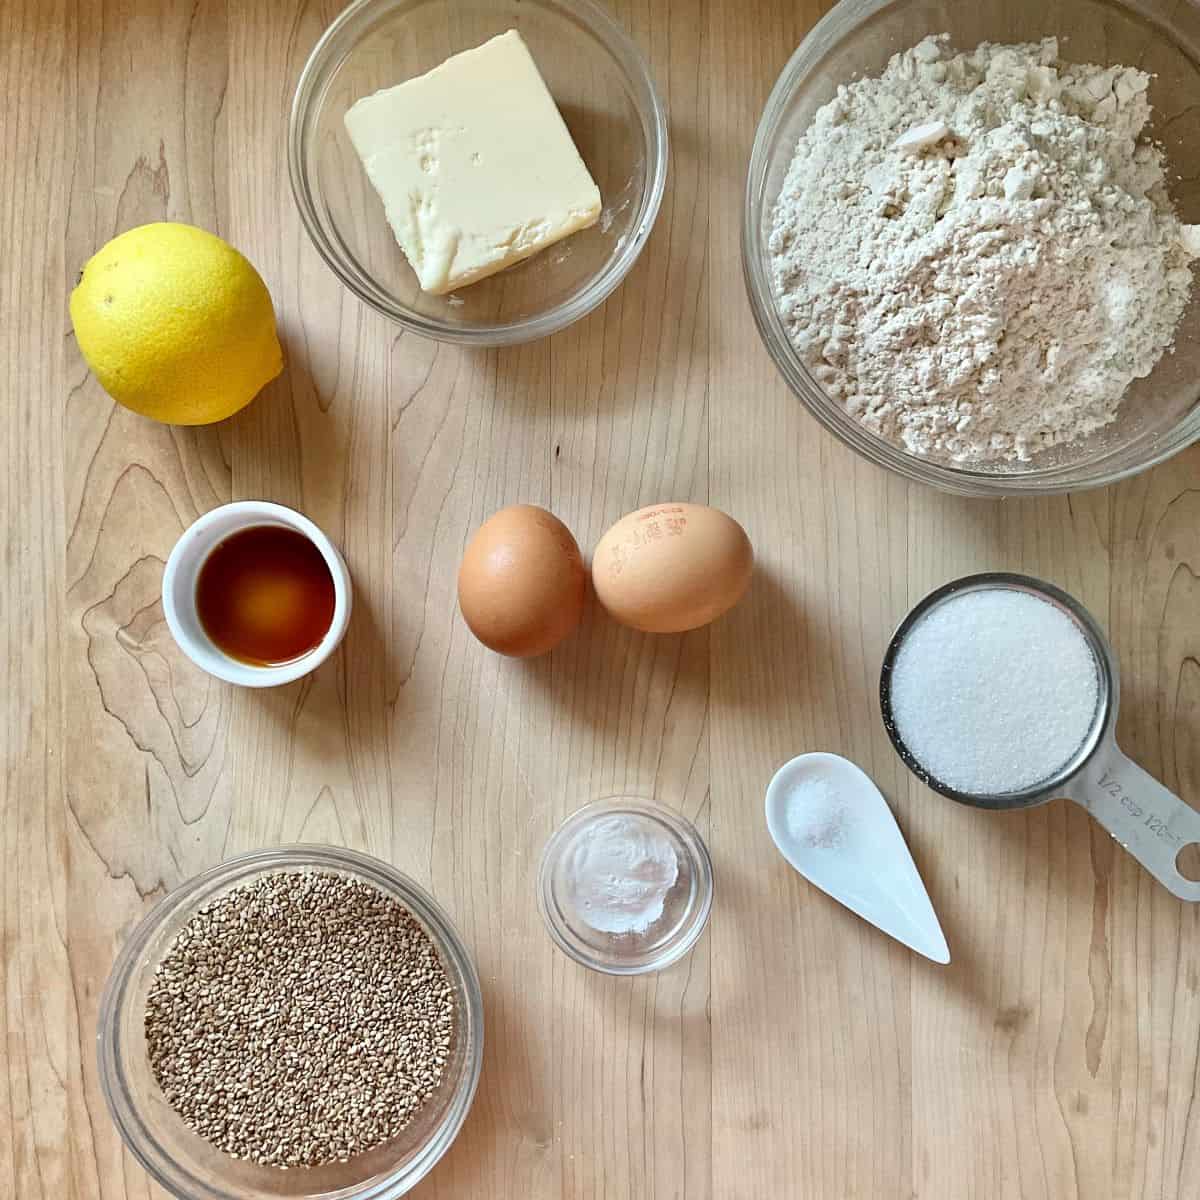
[1070, 746, 1200, 901]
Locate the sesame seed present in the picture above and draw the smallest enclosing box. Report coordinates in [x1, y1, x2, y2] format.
[144, 871, 456, 1169]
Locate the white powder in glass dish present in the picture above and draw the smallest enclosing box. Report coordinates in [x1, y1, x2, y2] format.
[889, 588, 1100, 794]
[566, 814, 679, 935]
[769, 35, 1199, 464]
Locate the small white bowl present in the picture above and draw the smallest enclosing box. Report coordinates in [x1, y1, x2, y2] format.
[162, 501, 352, 687]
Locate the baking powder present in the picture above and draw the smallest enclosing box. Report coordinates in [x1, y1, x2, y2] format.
[566, 814, 679, 935]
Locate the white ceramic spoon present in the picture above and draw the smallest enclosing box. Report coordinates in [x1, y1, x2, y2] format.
[765, 752, 950, 964]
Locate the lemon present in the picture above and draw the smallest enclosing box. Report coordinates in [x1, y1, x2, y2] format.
[70, 223, 283, 425]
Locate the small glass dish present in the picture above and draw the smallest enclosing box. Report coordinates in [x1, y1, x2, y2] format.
[289, 0, 668, 346]
[538, 798, 713, 975]
[743, 0, 1200, 495]
[97, 845, 484, 1200]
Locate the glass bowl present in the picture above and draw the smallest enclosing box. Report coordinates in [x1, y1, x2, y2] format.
[537, 798, 713, 975]
[97, 845, 484, 1200]
[290, 0, 668, 346]
[743, 0, 1200, 496]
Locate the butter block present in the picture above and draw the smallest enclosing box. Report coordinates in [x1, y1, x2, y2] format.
[344, 30, 602, 295]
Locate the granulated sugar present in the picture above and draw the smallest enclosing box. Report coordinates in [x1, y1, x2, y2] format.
[888, 588, 1099, 794]
[769, 35, 1199, 464]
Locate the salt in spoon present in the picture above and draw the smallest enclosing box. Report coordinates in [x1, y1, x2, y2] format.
[765, 752, 950, 964]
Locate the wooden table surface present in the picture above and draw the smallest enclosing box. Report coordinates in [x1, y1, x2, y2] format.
[5, 0, 1200, 1196]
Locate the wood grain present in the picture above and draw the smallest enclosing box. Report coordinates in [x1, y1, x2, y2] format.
[1, 0, 1197, 1196]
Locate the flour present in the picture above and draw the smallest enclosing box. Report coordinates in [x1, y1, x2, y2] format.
[769, 35, 1199, 464]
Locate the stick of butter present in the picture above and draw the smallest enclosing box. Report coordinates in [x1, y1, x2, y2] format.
[344, 30, 603, 296]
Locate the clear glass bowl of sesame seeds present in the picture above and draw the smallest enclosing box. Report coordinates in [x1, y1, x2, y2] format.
[97, 845, 484, 1200]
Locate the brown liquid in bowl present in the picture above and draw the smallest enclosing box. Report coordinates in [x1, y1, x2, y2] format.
[195, 525, 335, 666]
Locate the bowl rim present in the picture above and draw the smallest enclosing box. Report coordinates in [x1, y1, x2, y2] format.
[536, 796, 714, 975]
[96, 844, 484, 1200]
[741, 0, 1200, 497]
[288, 0, 669, 347]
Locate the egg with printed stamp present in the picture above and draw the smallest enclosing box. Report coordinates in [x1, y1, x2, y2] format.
[591, 502, 753, 634]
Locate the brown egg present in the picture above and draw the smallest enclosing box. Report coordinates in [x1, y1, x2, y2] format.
[592, 502, 753, 633]
[457, 505, 586, 657]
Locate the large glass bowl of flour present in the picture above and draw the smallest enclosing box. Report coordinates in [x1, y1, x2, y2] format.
[744, 0, 1200, 495]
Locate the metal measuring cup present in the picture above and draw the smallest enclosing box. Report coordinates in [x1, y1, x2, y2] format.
[879, 573, 1200, 902]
